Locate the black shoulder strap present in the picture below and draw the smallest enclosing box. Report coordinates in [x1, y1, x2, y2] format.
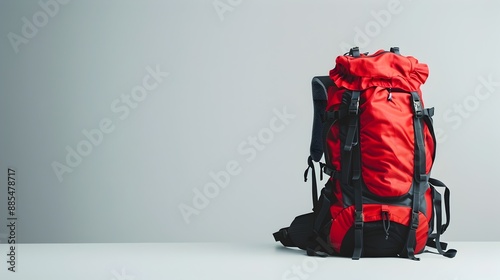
[273, 76, 337, 256]
[310, 76, 333, 162]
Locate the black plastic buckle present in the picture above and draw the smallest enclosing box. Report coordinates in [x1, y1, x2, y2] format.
[411, 92, 424, 118]
[425, 107, 435, 118]
[419, 174, 427, 183]
[322, 165, 335, 177]
[354, 211, 364, 229]
[411, 212, 419, 230]
[349, 93, 359, 116]
[349, 47, 360, 57]
[352, 168, 361, 181]
[413, 100, 423, 118]
[323, 111, 338, 122]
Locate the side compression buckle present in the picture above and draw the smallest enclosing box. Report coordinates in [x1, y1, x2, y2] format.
[349, 92, 360, 115]
[411, 92, 424, 118]
[354, 211, 364, 229]
[410, 211, 419, 230]
[352, 210, 364, 260]
[349, 47, 360, 57]
[320, 163, 339, 179]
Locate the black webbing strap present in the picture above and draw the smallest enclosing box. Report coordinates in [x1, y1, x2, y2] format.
[310, 76, 334, 162]
[304, 156, 319, 211]
[304, 156, 341, 211]
[423, 108, 436, 162]
[419, 107, 456, 258]
[341, 91, 361, 186]
[426, 183, 457, 258]
[339, 91, 363, 260]
[351, 135, 364, 260]
[429, 178, 451, 233]
[344, 91, 360, 151]
[403, 91, 427, 261]
[320, 163, 340, 180]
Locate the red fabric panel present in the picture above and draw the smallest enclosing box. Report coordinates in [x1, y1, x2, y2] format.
[359, 87, 414, 196]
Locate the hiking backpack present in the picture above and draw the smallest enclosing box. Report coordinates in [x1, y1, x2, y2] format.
[273, 47, 457, 260]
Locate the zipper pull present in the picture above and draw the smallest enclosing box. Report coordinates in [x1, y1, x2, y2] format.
[387, 88, 392, 101]
[382, 206, 391, 240]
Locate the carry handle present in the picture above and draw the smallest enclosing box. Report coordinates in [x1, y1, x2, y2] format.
[348, 46, 399, 57]
[390, 47, 400, 54]
[349, 47, 360, 57]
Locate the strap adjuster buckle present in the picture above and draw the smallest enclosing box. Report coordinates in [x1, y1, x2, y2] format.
[413, 100, 423, 118]
[349, 98, 360, 115]
[411, 212, 419, 229]
[419, 174, 427, 182]
[354, 211, 364, 229]
[411, 92, 424, 118]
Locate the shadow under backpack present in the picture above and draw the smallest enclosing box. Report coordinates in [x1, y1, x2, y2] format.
[273, 47, 457, 260]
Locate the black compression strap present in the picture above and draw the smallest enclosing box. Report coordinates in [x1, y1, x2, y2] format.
[321, 163, 340, 179]
[428, 185, 457, 258]
[344, 91, 360, 152]
[423, 110, 437, 162]
[304, 156, 318, 210]
[337, 90, 363, 259]
[403, 91, 427, 261]
[429, 178, 451, 234]
[324, 110, 348, 122]
[351, 138, 364, 260]
[341, 91, 360, 188]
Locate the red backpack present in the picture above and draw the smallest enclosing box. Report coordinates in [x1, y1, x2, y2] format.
[273, 47, 456, 260]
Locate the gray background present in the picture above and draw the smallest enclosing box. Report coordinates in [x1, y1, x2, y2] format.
[0, 0, 498, 243]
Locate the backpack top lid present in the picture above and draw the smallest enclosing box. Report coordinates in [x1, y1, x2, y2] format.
[329, 49, 429, 92]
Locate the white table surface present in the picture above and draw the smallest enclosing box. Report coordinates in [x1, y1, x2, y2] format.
[0, 242, 497, 280]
